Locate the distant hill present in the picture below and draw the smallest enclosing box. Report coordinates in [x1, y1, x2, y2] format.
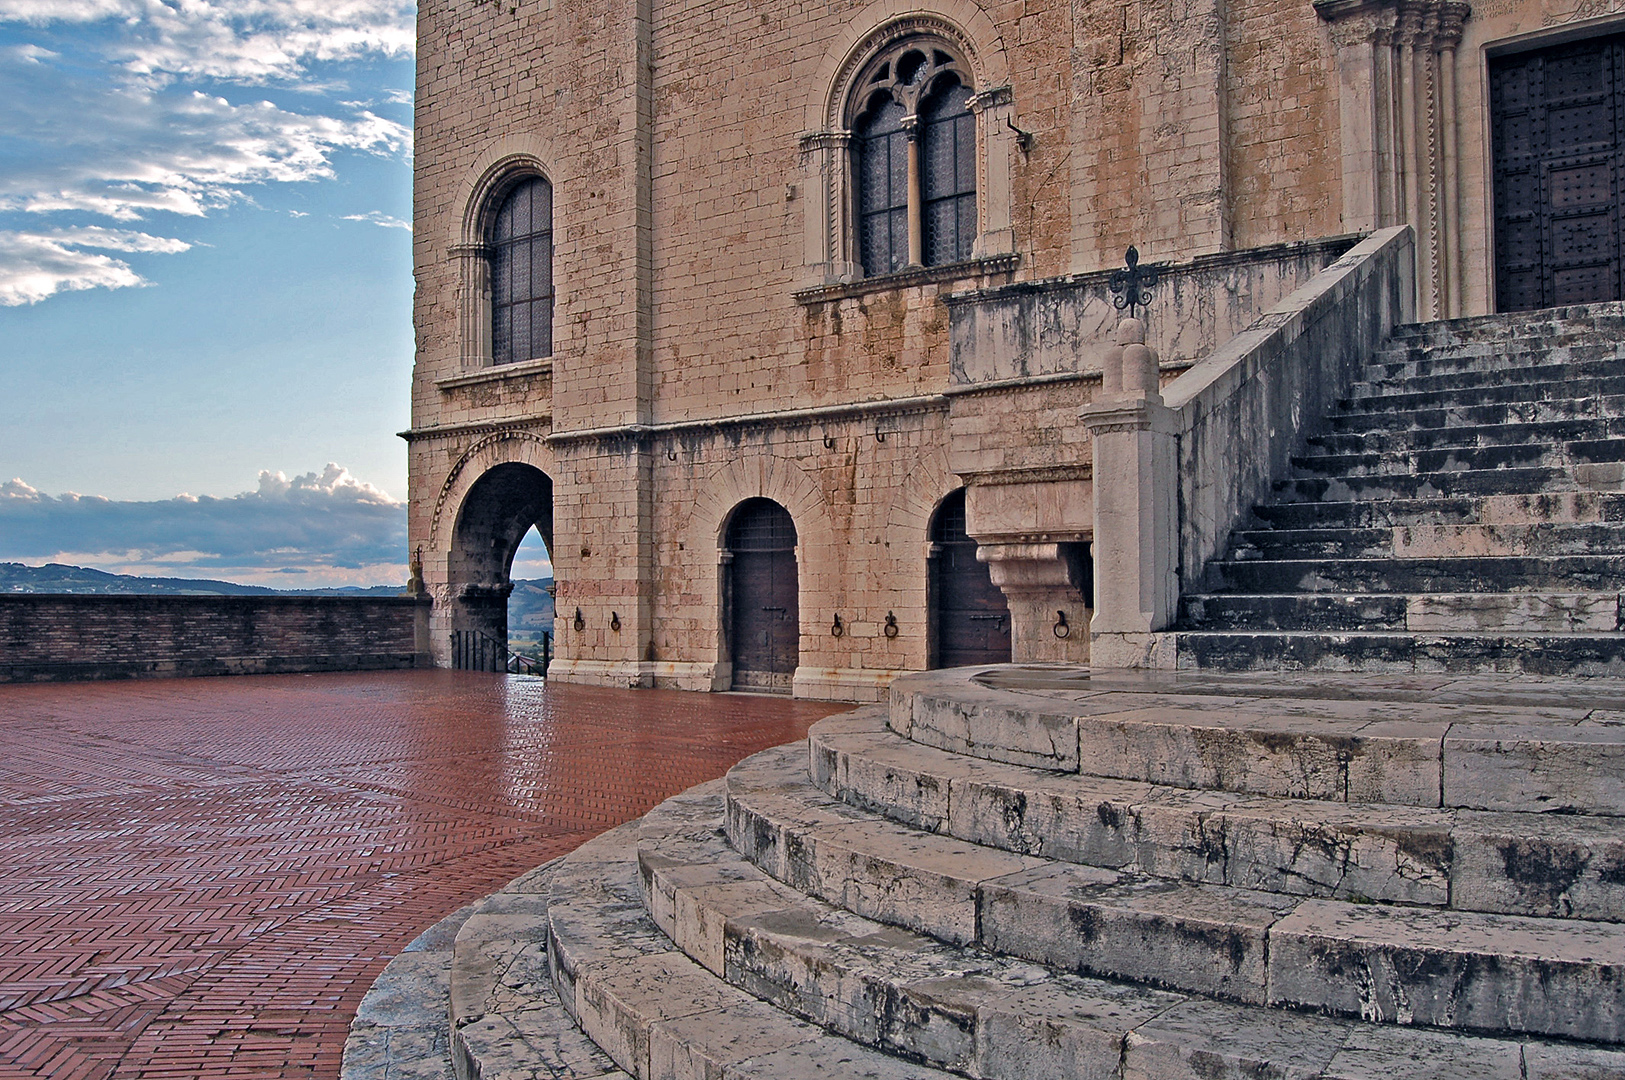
[508, 577, 556, 648]
[0, 562, 407, 597]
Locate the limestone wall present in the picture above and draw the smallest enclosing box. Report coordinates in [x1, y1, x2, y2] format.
[0, 595, 424, 683]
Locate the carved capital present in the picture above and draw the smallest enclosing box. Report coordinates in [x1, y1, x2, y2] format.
[966, 84, 1014, 112]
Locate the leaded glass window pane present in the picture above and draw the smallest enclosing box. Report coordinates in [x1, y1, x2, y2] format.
[489, 176, 554, 364]
[921, 81, 976, 266]
[856, 97, 909, 275]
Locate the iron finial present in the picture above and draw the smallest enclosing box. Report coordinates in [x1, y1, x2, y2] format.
[1108, 246, 1160, 319]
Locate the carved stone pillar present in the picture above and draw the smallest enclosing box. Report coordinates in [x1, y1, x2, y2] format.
[453, 243, 492, 368]
[1317, 0, 1470, 320]
[799, 130, 859, 285]
[1080, 318, 1179, 668]
[967, 85, 1017, 258]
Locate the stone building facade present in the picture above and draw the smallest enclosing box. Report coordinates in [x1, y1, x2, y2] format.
[407, 0, 1625, 699]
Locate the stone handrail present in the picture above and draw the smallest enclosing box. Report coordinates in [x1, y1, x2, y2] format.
[1083, 225, 1414, 666]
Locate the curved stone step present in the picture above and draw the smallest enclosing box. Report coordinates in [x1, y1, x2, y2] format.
[1173, 629, 1625, 678]
[808, 710, 1625, 921]
[1181, 592, 1623, 634]
[545, 803, 954, 1080]
[637, 773, 1623, 1077]
[724, 745, 1625, 1043]
[891, 668, 1625, 813]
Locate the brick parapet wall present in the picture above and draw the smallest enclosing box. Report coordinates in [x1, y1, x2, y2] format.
[0, 595, 426, 683]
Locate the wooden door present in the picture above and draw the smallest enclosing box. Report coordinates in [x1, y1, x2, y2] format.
[930, 489, 1011, 667]
[728, 500, 799, 692]
[1493, 34, 1625, 311]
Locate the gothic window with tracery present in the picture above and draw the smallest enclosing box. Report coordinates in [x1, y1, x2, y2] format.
[849, 41, 977, 276]
[489, 176, 553, 364]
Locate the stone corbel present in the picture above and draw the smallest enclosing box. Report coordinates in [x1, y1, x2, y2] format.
[975, 541, 1092, 663]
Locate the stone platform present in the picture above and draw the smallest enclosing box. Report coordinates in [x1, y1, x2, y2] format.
[349, 665, 1625, 1080]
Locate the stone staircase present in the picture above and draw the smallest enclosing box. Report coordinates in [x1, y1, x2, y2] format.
[419, 665, 1625, 1080]
[1176, 302, 1625, 674]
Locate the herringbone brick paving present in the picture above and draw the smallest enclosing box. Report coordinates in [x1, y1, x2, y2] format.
[0, 671, 845, 1079]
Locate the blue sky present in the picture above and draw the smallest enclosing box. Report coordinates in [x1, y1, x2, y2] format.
[0, 0, 471, 587]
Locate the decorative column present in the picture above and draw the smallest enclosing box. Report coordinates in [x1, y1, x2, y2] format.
[453, 243, 492, 368]
[1316, 0, 1471, 320]
[799, 130, 859, 284]
[1080, 316, 1180, 668]
[967, 85, 1017, 258]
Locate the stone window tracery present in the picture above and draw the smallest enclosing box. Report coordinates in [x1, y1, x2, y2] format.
[849, 40, 978, 275]
[799, 16, 1017, 291]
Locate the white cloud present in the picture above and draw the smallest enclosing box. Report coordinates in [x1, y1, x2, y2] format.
[0, 465, 409, 587]
[344, 210, 410, 230]
[0, 226, 190, 305]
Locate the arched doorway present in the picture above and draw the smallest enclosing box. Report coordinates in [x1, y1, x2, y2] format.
[928, 488, 1011, 667]
[724, 498, 799, 693]
[449, 462, 553, 669]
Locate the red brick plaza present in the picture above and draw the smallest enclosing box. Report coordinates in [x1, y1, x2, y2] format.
[0, 672, 846, 1079]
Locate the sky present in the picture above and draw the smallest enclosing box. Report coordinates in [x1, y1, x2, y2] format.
[0, 0, 509, 588]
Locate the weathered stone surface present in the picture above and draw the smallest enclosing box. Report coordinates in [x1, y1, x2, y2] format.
[1320, 1025, 1524, 1080]
[1120, 998, 1352, 1080]
[1442, 724, 1625, 814]
[980, 864, 1284, 1002]
[1521, 1040, 1625, 1080]
[1267, 899, 1625, 1041]
[648, 998, 822, 1080]
[1451, 812, 1625, 922]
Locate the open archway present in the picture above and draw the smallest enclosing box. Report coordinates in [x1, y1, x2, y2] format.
[448, 462, 554, 667]
[928, 488, 1010, 668]
[722, 498, 799, 693]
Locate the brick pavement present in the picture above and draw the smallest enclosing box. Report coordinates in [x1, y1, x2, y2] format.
[0, 671, 846, 1079]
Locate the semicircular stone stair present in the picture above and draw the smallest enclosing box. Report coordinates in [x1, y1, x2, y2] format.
[1176, 302, 1625, 674]
[444, 665, 1625, 1080]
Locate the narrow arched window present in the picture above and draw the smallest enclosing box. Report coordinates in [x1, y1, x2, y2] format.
[849, 42, 977, 277]
[489, 176, 553, 364]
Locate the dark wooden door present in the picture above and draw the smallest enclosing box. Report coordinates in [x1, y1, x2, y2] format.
[1492, 34, 1625, 311]
[930, 489, 1011, 668]
[728, 499, 799, 692]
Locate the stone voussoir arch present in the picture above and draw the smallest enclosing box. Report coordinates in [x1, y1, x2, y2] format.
[453, 134, 564, 247]
[428, 430, 556, 555]
[685, 454, 835, 621]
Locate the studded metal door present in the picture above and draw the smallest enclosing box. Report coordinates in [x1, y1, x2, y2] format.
[1492, 34, 1625, 311]
[930, 489, 1011, 668]
[727, 499, 799, 693]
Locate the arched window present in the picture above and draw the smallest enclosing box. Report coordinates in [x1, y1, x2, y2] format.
[489, 176, 553, 365]
[849, 42, 977, 276]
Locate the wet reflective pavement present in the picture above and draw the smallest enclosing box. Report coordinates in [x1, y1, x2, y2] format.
[0, 671, 846, 1079]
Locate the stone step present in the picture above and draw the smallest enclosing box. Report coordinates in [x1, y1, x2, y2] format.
[638, 771, 1608, 1078]
[1179, 591, 1623, 633]
[1252, 491, 1625, 531]
[722, 746, 1625, 1042]
[1308, 416, 1625, 456]
[545, 813, 950, 1080]
[1367, 340, 1625, 380]
[1210, 554, 1625, 594]
[1326, 396, 1625, 434]
[1337, 375, 1625, 416]
[1348, 359, 1625, 404]
[1274, 467, 1624, 503]
[808, 710, 1625, 920]
[892, 668, 1625, 813]
[1173, 629, 1625, 677]
[1230, 522, 1625, 560]
[1384, 303, 1625, 349]
[1291, 437, 1625, 479]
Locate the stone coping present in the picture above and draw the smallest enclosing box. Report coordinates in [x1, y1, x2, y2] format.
[725, 744, 1625, 1043]
[809, 709, 1625, 920]
[886, 667, 1625, 813]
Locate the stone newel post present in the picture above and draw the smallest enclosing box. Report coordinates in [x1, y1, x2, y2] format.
[1079, 317, 1180, 668]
